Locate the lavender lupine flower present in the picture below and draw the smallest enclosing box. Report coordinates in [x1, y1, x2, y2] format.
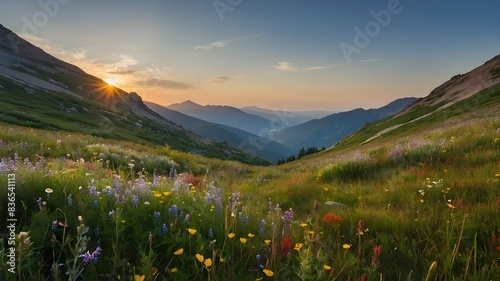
[153, 211, 161, 219]
[94, 227, 100, 238]
[89, 186, 97, 197]
[283, 208, 294, 236]
[185, 214, 190, 222]
[208, 228, 214, 239]
[79, 247, 102, 264]
[162, 223, 169, 234]
[152, 174, 160, 186]
[131, 195, 139, 208]
[93, 200, 98, 207]
[259, 219, 266, 236]
[256, 254, 261, 264]
[80, 251, 93, 264]
[168, 205, 178, 217]
[51, 220, 58, 230]
[36, 197, 42, 207]
[67, 194, 73, 207]
[113, 177, 122, 193]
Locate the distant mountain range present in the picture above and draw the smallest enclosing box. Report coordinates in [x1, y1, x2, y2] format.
[164, 98, 417, 154]
[145, 101, 295, 162]
[273, 97, 417, 149]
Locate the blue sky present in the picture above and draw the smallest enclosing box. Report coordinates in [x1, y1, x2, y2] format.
[1, 0, 499, 110]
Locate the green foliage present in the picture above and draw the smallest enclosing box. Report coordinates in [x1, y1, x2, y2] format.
[1, 111, 500, 280]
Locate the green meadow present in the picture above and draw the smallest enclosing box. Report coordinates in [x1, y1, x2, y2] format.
[1, 112, 499, 280]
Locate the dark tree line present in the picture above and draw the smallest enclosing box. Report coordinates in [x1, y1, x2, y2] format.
[276, 146, 325, 164]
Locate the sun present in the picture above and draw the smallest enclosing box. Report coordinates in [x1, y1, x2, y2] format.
[103, 78, 120, 87]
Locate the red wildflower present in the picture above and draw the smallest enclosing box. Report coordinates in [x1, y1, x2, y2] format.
[497, 245, 500, 252]
[281, 236, 293, 256]
[322, 213, 343, 225]
[358, 273, 367, 281]
[372, 245, 382, 267]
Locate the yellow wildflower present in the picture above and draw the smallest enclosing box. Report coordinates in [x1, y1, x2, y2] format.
[240, 237, 247, 244]
[264, 239, 271, 245]
[195, 253, 204, 263]
[171, 267, 177, 273]
[228, 233, 235, 239]
[187, 228, 197, 235]
[294, 243, 304, 251]
[342, 244, 351, 249]
[174, 248, 184, 255]
[135, 275, 145, 281]
[248, 233, 255, 237]
[323, 265, 332, 270]
[263, 269, 274, 277]
[204, 258, 212, 268]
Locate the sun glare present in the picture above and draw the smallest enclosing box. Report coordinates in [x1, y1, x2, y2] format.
[103, 78, 120, 87]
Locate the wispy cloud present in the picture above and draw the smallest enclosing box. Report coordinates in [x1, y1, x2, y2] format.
[360, 58, 385, 63]
[136, 78, 192, 90]
[108, 69, 139, 75]
[210, 76, 235, 84]
[194, 33, 264, 50]
[274, 61, 296, 71]
[304, 64, 343, 71]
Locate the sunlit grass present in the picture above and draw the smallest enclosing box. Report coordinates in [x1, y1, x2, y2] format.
[1, 116, 499, 280]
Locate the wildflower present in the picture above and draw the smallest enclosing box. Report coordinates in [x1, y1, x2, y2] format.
[294, 243, 304, 251]
[67, 194, 73, 206]
[446, 203, 455, 209]
[160, 223, 169, 235]
[78, 216, 83, 222]
[208, 228, 214, 239]
[185, 214, 191, 221]
[171, 267, 177, 273]
[163, 191, 170, 196]
[196, 253, 204, 262]
[228, 233, 235, 239]
[323, 213, 343, 225]
[45, 188, 53, 194]
[204, 258, 212, 268]
[281, 236, 293, 256]
[150, 267, 158, 276]
[168, 205, 178, 217]
[343, 244, 351, 249]
[264, 239, 271, 245]
[248, 233, 255, 237]
[323, 265, 332, 270]
[51, 220, 58, 230]
[36, 197, 42, 207]
[174, 248, 184, 255]
[154, 193, 162, 198]
[144, 201, 150, 205]
[240, 237, 247, 244]
[131, 195, 139, 207]
[93, 200, 98, 207]
[135, 275, 145, 281]
[263, 269, 274, 277]
[256, 254, 261, 264]
[153, 211, 160, 218]
[372, 245, 382, 267]
[357, 219, 368, 234]
[187, 228, 197, 235]
[300, 223, 307, 227]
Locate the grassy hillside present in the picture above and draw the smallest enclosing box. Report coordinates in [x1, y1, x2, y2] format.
[1, 101, 499, 280]
[0, 75, 269, 166]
